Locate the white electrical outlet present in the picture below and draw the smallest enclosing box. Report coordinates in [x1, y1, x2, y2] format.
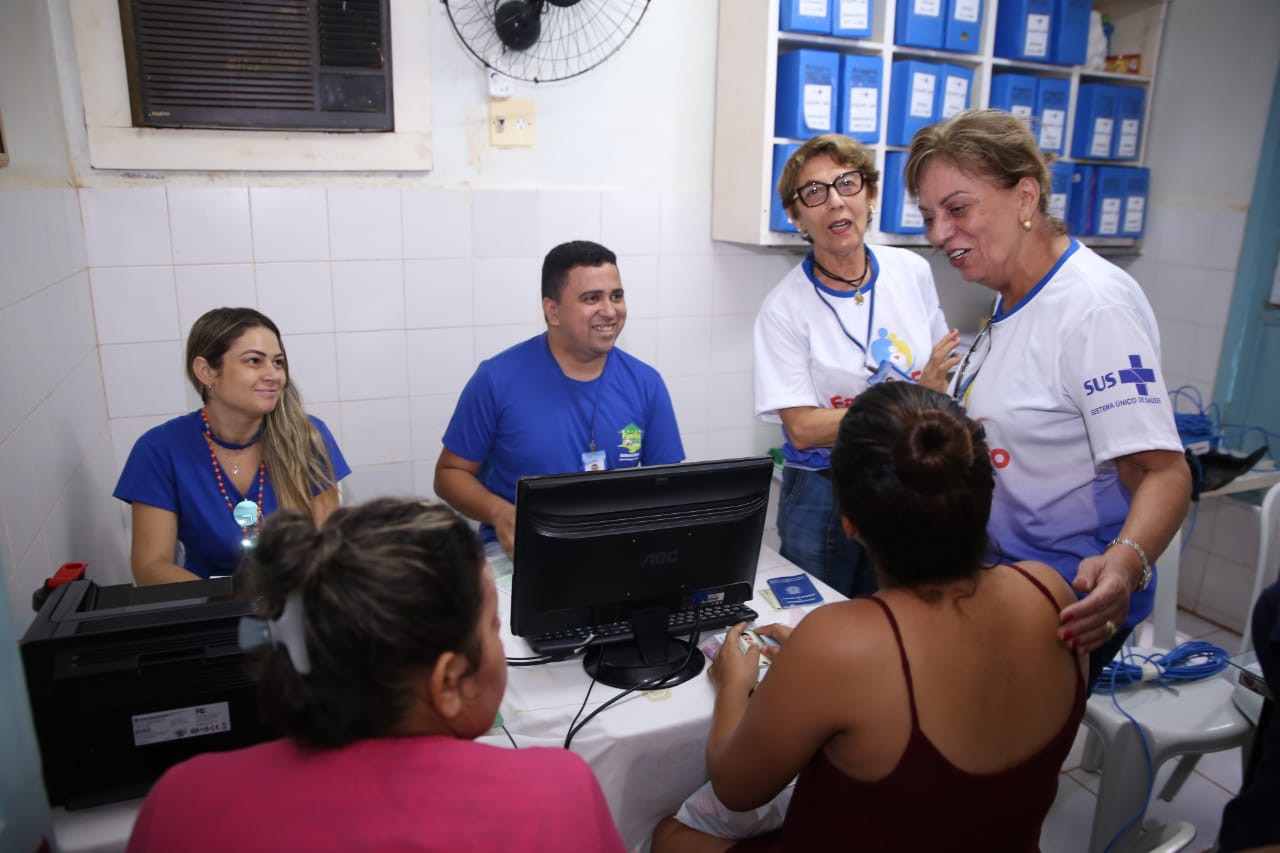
[489, 99, 535, 147]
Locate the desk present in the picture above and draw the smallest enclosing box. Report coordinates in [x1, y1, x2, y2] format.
[50, 546, 831, 853]
[478, 545, 835, 851]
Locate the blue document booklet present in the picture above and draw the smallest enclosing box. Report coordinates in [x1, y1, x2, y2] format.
[766, 573, 824, 607]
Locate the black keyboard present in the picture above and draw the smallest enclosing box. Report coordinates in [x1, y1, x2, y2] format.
[527, 602, 760, 656]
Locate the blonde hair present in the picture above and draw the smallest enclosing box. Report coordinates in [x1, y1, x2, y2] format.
[903, 109, 1066, 235]
[186, 308, 337, 515]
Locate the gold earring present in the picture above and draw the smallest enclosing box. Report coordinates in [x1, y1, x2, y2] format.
[1022, 219, 1033, 232]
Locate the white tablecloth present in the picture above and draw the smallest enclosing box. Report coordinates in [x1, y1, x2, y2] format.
[51, 546, 833, 853]
[478, 544, 837, 851]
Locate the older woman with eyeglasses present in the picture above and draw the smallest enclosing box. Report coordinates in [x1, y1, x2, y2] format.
[754, 134, 960, 598]
[905, 110, 1190, 686]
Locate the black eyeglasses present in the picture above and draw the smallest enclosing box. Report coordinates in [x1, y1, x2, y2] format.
[792, 170, 866, 207]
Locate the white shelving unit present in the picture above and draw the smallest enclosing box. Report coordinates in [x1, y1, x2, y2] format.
[711, 0, 1167, 248]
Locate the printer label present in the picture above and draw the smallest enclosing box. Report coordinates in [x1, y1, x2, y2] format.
[132, 702, 231, 747]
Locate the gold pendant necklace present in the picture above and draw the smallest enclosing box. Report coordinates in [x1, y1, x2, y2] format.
[813, 250, 871, 305]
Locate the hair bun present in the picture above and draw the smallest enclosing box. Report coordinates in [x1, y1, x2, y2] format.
[894, 410, 974, 491]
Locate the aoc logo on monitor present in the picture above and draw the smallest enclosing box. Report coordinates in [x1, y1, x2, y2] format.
[641, 550, 679, 568]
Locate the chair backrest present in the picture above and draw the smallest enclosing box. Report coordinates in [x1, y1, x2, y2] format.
[1240, 480, 1280, 652]
[1151, 526, 1182, 651]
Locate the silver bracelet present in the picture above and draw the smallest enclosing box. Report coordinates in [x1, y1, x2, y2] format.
[1108, 536, 1152, 592]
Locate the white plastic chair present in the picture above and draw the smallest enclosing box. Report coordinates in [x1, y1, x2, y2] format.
[1079, 519, 1256, 853]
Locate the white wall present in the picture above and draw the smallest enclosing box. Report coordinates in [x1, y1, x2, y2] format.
[1120, 0, 1280, 632]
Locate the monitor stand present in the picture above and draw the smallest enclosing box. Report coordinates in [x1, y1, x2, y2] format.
[582, 606, 705, 690]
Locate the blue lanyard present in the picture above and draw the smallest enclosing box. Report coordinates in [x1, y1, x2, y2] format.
[810, 272, 877, 377]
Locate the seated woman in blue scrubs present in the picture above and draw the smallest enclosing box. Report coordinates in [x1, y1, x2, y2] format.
[114, 307, 349, 584]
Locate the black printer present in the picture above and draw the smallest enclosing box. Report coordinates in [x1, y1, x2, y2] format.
[20, 578, 276, 809]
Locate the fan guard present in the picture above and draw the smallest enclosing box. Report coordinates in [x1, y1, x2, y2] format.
[443, 0, 651, 83]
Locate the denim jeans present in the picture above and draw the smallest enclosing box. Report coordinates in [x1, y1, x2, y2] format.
[777, 466, 876, 599]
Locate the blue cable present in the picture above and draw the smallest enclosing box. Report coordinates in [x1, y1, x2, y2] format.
[1094, 641, 1231, 853]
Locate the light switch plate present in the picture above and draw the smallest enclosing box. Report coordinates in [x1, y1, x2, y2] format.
[489, 99, 535, 147]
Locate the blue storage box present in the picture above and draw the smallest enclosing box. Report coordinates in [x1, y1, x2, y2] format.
[989, 73, 1037, 122]
[895, 0, 945, 49]
[770, 143, 803, 233]
[944, 0, 983, 54]
[881, 151, 926, 234]
[831, 0, 873, 39]
[993, 0, 1053, 62]
[1121, 167, 1150, 237]
[839, 53, 882, 142]
[1047, 160, 1073, 224]
[780, 0, 831, 34]
[936, 64, 974, 120]
[1092, 166, 1127, 236]
[1050, 0, 1091, 65]
[1067, 164, 1094, 235]
[1072, 83, 1119, 160]
[887, 61, 939, 146]
[1035, 76, 1070, 154]
[775, 49, 840, 139]
[1112, 86, 1146, 160]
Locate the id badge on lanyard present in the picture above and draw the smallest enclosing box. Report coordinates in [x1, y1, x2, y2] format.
[867, 359, 913, 386]
[581, 449, 607, 471]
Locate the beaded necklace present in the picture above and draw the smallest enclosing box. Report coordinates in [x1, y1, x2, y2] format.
[201, 407, 266, 548]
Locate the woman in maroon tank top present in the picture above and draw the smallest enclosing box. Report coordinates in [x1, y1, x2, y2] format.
[653, 383, 1086, 853]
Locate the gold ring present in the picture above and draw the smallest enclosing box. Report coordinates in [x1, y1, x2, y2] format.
[1105, 619, 1118, 637]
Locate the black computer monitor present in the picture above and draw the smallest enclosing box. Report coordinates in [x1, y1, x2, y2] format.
[510, 456, 773, 689]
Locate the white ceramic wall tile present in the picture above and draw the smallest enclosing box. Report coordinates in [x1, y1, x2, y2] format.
[1150, 261, 1202, 325]
[1195, 557, 1255, 634]
[405, 258, 475, 328]
[1175, 545, 1209, 610]
[99, 341, 187, 418]
[91, 266, 180, 345]
[173, 264, 258, 337]
[327, 187, 403, 261]
[0, 422, 43, 569]
[406, 328, 475, 397]
[1189, 324, 1226, 385]
[1158, 319, 1198, 379]
[1208, 210, 1247, 272]
[345, 462, 417, 502]
[657, 316, 712, 378]
[473, 257, 542, 326]
[616, 254, 659, 319]
[280, 333, 340, 403]
[713, 253, 791, 317]
[474, 323, 539, 365]
[1211, 499, 1262, 568]
[53, 352, 110, 456]
[167, 187, 253, 265]
[705, 372, 755, 431]
[256, 262, 334, 334]
[63, 189, 89, 273]
[402, 187, 473, 259]
[12, 529, 52, 629]
[413, 458, 441, 500]
[470, 190, 539, 258]
[250, 187, 330, 262]
[0, 190, 38, 307]
[616, 322, 658, 369]
[41, 190, 74, 286]
[335, 330, 408, 400]
[338, 398, 412, 466]
[306, 401, 343, 448]
[713, 426, 776, 459]
[664, 374, 710, 434]
[679, 430, 709, 462]
[35, 278, 94, 393]
[711, 313, 755, 375]
[409, 392, 460, 459]
[659, 191, 715, 256]
[600, 190, 661, 256]
[331, 260, 405, 331]
[535, 190, 602, 256]
[1194, 267, 1235, 328]
[80, 187, 172, 267]
[658, 255, 714, 317]
[110, 415, 170, 475]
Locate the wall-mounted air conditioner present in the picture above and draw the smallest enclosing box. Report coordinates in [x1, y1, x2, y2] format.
[118, 0, 393, 133]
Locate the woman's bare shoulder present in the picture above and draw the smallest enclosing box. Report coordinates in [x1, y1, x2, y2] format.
[1010, 560, 1076, 610]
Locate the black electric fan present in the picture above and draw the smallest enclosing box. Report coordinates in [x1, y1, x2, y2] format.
[442, 0, 650, 83]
